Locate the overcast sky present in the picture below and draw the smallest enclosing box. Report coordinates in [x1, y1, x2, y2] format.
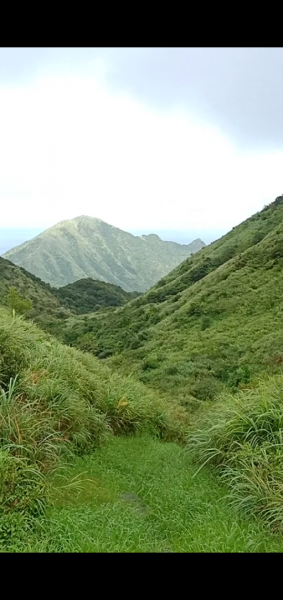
[0, 47, 283, 246]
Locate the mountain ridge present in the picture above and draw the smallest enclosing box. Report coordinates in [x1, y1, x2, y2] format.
[3, 215, 205, 291]
[0, 256, 142, 335]
[60, 196, 283, 404]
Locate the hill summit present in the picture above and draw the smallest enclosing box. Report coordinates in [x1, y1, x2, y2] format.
[61, 196, 283, 404]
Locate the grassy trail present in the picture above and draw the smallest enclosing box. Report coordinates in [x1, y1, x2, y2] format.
[12, 435, 283, 553]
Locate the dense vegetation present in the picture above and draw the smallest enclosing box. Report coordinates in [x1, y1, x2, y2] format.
[49, 196, 283, 533]
[187, 375, 283, 530]
[1, 197, 283, 550]
[0, 256, 72, 329]
[0, 258, 142, 339]
[6, 436, 282, 552]
[3, 215, 205, 291]
[53, 277, 140, 315]
[0, 308, 190, 549]
[61, 196, 283, 404]
[0, 309, 282, 548]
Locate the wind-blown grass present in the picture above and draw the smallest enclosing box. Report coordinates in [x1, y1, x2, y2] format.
[186, 375, 283, 530]
[0, 307, 189, 531]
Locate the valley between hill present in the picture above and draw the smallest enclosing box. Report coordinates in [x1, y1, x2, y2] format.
[1, 197, 283, 551]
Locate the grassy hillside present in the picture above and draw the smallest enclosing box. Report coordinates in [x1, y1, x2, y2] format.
[51, 196, 283, 532]
[1, 307, 283, 545]
[2, 198, 283, 547]
[0, 308, 190, 548]
[53, 277, 140, 315]
[0, 256, 72, 328]
[3, 216, 205, 292]
[0, 258, 143, 338]
[60, 196, 283, 404]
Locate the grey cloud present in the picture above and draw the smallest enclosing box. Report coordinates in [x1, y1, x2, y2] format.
[1, 48, 283, 149]
[104, 48, 283, 150]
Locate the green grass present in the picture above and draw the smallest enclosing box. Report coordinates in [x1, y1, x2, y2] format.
[1, 197, 283, 551]
[59, 197, 283, 407]
[4, 436, 283, 553]
[0, 307, 189, 528]
[186, 375, 283, 530]
[0, 256, 72, 330]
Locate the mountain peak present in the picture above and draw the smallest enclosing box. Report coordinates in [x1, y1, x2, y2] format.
[3, 216, 205, 291]
[72, 215, 105, 223]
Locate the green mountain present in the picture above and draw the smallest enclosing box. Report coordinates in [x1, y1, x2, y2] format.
[0, 258, 141, 335]
[1, 198, 283, 539]
[61, 196, 283, 405]
[53, 277, 141, 315]
[2, 216, 205, 292]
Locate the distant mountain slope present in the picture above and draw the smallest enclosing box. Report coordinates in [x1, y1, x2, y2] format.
[53, 277, 141, 314]
[61, 196, 283, 403]
[3, 216, 205, 291]
[0, 258, 142, 335]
